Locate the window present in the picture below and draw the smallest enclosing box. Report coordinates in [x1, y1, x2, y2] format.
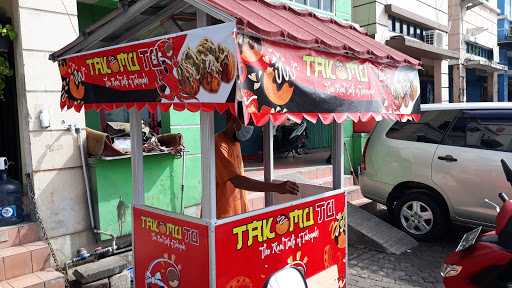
[322, 0, 332, 12]
[389, 16, 426, 42]
[442, 110, 512, 152]
[466, 42, 494, 61]
[290, 0, 334, 12]
[386, 111, 459, 144]
[309, 0, 320, 8]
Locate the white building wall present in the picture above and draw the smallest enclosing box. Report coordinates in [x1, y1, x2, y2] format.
[464, 3, 499, 62]
[449, 0, 499, 62]
[353, 0, 449, 41]
[374, 0, 449, 45]
[448, 0, 500, 101]
[11, 0, 94, 261]
[352, 0, 451, 102]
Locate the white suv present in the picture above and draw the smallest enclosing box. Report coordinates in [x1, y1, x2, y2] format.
[360, 103, 512, 241]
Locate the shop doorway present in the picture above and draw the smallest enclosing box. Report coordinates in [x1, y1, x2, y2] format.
[466, 68, 488, 102]
[419, 65, 434, 104]
[0, 16, 21, 181]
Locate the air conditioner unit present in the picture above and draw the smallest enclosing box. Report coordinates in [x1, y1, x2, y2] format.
[424, 30, 444, 48]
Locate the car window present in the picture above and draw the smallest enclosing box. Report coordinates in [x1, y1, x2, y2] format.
[386, 110, 459, 144]
[442, 110, 512, 152]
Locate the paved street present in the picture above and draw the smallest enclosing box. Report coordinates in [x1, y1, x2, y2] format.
[347, 203, 470, 288]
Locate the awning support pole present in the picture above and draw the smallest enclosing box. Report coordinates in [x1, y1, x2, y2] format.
[332, 122, 344, 190]
[332, 121, 348, 285]
[196, 9, 217, 288]
[263, 121, 274, 207]
[200, 110, 216, 221]
[130, 109, 144, 205]
[130, 108, 144, 288]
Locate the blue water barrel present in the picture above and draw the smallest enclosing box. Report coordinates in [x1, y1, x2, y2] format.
[0, 158, 23, 226]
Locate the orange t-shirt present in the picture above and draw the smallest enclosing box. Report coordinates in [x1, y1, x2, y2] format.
[215, 133, 248, 219]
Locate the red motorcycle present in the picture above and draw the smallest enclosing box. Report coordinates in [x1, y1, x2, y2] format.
[442, 159, 512, 288]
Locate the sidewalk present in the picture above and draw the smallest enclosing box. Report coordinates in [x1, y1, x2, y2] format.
[347, 203, 466, 288]
[244, 150, 367, 211]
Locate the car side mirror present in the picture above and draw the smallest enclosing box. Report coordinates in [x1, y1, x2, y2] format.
[264, 267, 308, 288]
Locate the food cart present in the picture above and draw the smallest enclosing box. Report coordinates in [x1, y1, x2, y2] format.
[51, 1, 421, 287]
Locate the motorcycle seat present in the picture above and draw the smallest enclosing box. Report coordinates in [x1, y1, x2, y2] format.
[480, 234, 499, 245]
[480, 233, 512, 251]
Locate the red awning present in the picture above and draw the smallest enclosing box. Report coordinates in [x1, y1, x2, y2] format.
[52, 0, 421, 123]
[205, 0, 420, 68]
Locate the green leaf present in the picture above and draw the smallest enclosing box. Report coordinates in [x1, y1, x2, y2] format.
[7, 30, 16, 40]
[0, 24, 16, 40]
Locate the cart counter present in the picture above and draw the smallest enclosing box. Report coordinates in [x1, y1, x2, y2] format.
[134, 185, 347, 288]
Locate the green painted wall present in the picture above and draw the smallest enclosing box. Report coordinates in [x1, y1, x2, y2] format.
[167, 110, 203, 208]
[351, 1, 377, 35]
[89, 153, 201, 240]
[306, 121, 356, 174]
[335, 0, 352, 21]
[77, 2, 116, 31]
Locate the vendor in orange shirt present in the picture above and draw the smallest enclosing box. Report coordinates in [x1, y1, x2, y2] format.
[216, 111, 299, 219]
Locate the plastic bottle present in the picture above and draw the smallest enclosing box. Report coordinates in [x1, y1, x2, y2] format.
[0, 157, 23, 226]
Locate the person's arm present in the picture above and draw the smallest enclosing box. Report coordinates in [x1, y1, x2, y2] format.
[229, 175, 299, 195]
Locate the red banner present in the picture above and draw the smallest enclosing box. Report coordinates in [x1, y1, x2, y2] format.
[133, 206, 210, 288]
[215, 193, 347, 288]
[57, 23, 237, 112]
[238, 34, 420, 125]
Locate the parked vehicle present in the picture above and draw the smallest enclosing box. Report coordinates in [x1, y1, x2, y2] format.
[360, 103, 512, 240]
[265, 262, 308, 288]
[274, 122, 307, 158]
[442, 159, 512, 288]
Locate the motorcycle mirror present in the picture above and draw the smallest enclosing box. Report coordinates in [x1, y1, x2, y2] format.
[500, 159, 512, 185]
[499, 192, 509, 203]
[264, 267, 308, 288]
[484, 198, 500, 213]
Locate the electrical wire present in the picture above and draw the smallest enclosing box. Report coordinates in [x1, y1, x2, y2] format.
[59, 0, 78, 36]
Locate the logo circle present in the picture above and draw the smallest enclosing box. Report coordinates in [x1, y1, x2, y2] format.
[2, 207, 14, 218]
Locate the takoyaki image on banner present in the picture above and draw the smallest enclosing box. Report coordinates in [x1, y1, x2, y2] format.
[215, 192, 347, 288]
[238, 34, 420, 116]
[133, 206, 210, 288]
[57, 22, 237, 111]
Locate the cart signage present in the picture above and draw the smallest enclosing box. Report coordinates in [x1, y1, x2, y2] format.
[238, 34, 420, 124]
[216, 193, 346, 288]
[57, 22, 237, 111]
[133, 206, 210, 288]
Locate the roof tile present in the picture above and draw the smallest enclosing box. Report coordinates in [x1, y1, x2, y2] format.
[205, 0, 420, 66]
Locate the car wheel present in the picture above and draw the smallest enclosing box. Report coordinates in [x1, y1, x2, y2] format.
[393, 191, 448, 241]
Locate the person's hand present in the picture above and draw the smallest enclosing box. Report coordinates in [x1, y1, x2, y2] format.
[277, 181, 299, 195]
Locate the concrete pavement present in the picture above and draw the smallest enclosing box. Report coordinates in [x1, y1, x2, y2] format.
[347, 203, 469, 288]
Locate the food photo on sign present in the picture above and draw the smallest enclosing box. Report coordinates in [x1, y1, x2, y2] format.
[175, 29, 237, 102]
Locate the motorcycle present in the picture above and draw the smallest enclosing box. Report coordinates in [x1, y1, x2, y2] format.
[273, 122, 307, 158]
[442, 159, 512, 288]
